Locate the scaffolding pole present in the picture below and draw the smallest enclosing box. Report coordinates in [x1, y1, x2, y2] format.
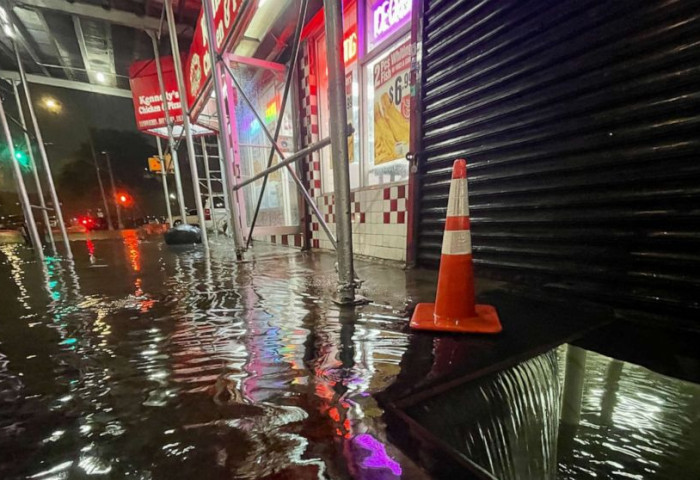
[243, 0, 308, 249]
[201, 0, 245, 257]
[324, 0, 356, 303]
[164, 0, 209, 252]
[148, 30, 188, 224]
[216, 135, 232, 237]
[0, 96, 44, 260]
[11, 80, 56, 253]
[156, 136, 174, 226]
[13, 40, 72, 259]
[200, 137, 218, 237]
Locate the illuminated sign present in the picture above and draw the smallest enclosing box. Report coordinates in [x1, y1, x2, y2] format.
[370, 0, 411, 44]
[343, 29, 358, 66]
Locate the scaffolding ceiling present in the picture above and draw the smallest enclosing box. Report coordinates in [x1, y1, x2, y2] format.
[0, 0, 322, 99]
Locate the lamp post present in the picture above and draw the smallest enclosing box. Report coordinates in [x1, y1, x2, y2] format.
[102, 151, 124, 229]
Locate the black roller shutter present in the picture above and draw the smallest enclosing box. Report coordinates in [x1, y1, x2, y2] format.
[416, 0, 700, 321]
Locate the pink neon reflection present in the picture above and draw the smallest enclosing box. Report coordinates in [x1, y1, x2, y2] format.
[354, 433, 402, 476]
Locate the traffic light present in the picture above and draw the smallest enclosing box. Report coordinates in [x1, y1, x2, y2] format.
[116, 192, 133, 207]
[14, 149, 30, 169]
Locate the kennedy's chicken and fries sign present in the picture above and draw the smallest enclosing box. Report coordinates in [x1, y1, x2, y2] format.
[128, 0, 257, 136]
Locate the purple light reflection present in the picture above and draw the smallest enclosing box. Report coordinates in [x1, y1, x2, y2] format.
[354, 433, 402, 476]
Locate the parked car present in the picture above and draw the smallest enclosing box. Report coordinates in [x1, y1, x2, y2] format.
[172, 197, 227, 232]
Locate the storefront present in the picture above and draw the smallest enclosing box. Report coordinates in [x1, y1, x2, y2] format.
[288, 0, 414, 261]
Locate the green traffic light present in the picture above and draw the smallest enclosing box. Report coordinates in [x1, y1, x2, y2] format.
[14, 150, 30, 168]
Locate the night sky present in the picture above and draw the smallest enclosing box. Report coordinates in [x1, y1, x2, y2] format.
[1, 81, 147, 192]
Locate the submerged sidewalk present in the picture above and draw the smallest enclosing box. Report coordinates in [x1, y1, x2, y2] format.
[1, 236, 697, 479]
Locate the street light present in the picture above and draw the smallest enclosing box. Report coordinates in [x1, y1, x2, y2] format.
[41, 97, 62, 114]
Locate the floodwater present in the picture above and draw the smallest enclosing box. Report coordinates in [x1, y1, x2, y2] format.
[407, 345, 700, 480]
[0, 234, 426, 479]
[1, 233, 699, 479]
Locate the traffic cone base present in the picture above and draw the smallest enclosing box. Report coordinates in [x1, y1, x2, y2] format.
[410, 302, 502, 334]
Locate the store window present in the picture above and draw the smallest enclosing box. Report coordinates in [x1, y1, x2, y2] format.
[363, 37, 411, 186]
[235, 66, 299, 228]
[317, 3, 360, 193]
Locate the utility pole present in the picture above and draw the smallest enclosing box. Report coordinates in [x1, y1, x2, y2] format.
[89, 133, 113, 230]
[103, 151, 123, 229]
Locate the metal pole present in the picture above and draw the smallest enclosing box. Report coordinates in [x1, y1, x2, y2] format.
[216, 135, 232, 237]
[200, 136, 218, 236]
[148, 31, 188, 224]
[223, 63, 337, 249]
[14, 40, 72, 259]
[156, 136, 174, 226]
[0, 97, 44, 259]
[88, 132, 113, 230]
[243, 0, 307, 248]
[201, 0, 245, 257]
[164, 0, 209, 252]
[103, 151, 123, 229]
[234, 137, 333, 189]
[11, 80, 56, 252]
[324, 0, 356, 303]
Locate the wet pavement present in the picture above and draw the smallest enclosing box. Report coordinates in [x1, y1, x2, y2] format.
[1, 233, 699, 479]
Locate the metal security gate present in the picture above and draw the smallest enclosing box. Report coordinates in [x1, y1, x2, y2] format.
[415, 0, 700, 321]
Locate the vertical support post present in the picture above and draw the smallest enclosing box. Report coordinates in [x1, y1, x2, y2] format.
[216, 135, 232, 237]
[201, 0, 245, 257]
[14, 41, 72, 258]
[221, 71, 248, 233]
[164, 0, 209, 252]
[156, 136, 174, 226]
[201, 136, 218, 236]
[148, 30, 188, 223]
[0, 97, 44, 259]
[12, 80, 56, 252]
[323, 0, 356, 303]
[88, 132, 113, 230]
[103, 151, 123, 229]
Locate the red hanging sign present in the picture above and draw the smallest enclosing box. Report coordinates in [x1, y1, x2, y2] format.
[185, 0, 257, 121]
[128, 56, 183, 132]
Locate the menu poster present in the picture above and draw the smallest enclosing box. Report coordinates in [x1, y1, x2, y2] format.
[372, 40, 411, 166]
[346, 71, 357, 164]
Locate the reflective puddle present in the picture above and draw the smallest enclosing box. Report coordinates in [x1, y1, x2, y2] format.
[407, 344, 700, 479]
[0, 237, 423, 479]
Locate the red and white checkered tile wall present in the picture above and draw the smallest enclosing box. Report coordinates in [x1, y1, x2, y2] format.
[254, 41, 409, 262]
[311, 184, 408, 262]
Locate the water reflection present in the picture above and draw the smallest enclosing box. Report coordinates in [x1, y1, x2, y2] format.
[0, 239, 419, 478]
[407, 343, 700, 480]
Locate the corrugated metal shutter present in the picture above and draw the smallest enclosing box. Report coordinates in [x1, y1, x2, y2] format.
[416, 0, 700, 319]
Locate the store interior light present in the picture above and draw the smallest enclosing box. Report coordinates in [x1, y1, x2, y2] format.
[96, 72, 106, 83]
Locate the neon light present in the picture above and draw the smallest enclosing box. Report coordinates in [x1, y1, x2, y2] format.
[265, 98, 278, 123]
[343, 29, 357, 66]
[371, 0, 411, 44]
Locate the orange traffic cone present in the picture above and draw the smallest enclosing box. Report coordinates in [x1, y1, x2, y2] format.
[410, 159, 502, 334]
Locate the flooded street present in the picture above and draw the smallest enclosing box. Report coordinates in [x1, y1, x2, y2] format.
[1, 234, 699, 479]
[0, 234, 426, 479]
